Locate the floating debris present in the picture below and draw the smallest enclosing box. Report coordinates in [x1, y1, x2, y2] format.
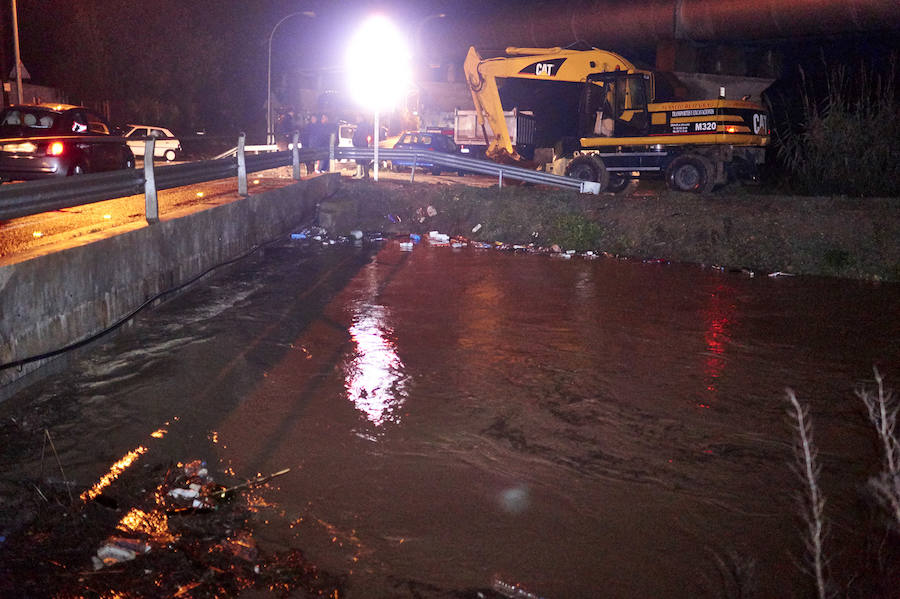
[492, 578, 546, 599]
[768, 271, 796, 277]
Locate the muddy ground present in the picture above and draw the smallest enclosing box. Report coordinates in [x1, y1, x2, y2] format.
[321, 176, 900, 282]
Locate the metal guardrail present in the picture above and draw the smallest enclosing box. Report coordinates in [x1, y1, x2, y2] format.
[0, 133, 326, 221]
[336, 147, 599, 194]
[0, 135, 595, 222]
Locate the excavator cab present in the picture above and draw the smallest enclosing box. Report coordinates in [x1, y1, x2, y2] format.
[583, 73, 650, 138]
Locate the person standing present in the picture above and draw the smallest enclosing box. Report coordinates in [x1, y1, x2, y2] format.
[315, 114, 335, 173]
[300, 114, 318, 175]
[352, 114, 373, 178]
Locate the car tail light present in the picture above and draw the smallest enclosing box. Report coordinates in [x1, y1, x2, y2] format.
[48, 141, 65, 156]
[1, 141, 37, 153]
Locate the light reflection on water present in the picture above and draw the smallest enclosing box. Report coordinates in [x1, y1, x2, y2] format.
[344, 301, 407, 428]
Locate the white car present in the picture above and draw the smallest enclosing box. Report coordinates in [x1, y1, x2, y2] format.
[123, 125, 182, 161]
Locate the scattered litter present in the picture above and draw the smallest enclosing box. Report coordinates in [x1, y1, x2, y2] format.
[168, 487, 199, 500]
[399, 242, 414, 251]
[290, 232, 307, 240]
[386, 214, 401, 223]
[492, 578, 546, 599]
[472, 223, 482, 233]
[426, 205, 438, 217]
[349, 230, 363, 240]
[93, 536, 152, 570]
[549, 244, 561, 253]
[768, 271, 796, 277]
[409, 233, 421, 243]
[428, 231, 450, 243]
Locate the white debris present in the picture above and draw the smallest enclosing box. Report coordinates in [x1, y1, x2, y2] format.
[168, 488, 199, 500]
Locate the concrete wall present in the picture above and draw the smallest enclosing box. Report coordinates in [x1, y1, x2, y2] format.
[0, 173, 339, 402]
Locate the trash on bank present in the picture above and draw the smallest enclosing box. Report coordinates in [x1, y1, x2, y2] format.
[92, 536, 152, 570]
[768, 271, 796, 277]
[492, 577, 546, 599]
[399, 242, 414, 251]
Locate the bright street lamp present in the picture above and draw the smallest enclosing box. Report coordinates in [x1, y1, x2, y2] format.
[266, 10, 315, 145]
[345, 15, 412, 181]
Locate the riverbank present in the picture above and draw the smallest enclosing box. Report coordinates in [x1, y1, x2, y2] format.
[324, 178, 900, 282]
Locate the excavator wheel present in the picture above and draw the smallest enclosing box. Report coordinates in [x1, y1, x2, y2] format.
[607, 174, 637, 194]
[665, 154, 716, 194]
[565, 155, 609, 191]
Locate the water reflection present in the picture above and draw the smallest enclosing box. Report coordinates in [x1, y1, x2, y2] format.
[80, 445, 148, 502]
[701, 283, 734, 404]
[345, 302, 407, 427]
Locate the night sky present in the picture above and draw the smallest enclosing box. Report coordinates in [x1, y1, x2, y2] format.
[2, 1, 897, 135]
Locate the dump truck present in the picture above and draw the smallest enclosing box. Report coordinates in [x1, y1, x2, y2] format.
[463, 46, 771, 193]
[453, 107, 536, 159]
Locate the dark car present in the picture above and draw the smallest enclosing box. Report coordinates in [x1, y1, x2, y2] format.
[391, 131, 462, 176]
[0, 104, 134, 183]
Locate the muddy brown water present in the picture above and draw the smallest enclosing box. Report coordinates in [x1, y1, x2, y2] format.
[1, 236, 898, 598]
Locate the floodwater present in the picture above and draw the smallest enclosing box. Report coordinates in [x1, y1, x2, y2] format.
[1, 236, 899, 598]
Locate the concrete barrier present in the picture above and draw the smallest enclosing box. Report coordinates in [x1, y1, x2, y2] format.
[0, 173, 339, 402]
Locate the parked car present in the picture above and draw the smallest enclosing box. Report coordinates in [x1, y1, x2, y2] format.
[390, 131, 463, 176]
[0, 104, 134, 183]
[123, 125, 182, 161]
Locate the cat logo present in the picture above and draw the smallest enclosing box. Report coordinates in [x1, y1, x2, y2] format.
[753, 113, 768, 135]
[519, 58, 566, 77]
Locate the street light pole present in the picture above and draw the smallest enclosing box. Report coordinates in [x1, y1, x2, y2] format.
[266, 11, 315, 145]
[413, 13, 445, 129]
[12, 0, 24, 104]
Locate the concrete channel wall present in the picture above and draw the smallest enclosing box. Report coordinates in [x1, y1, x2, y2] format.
[0, 174, 339, 402]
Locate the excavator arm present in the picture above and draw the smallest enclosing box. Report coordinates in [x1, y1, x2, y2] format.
[463, 46, 645, 161]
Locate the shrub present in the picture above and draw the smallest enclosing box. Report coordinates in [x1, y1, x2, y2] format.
[772, 58, 900, 197]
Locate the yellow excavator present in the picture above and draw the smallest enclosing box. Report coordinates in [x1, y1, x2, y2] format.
[464, 46, 770, 193]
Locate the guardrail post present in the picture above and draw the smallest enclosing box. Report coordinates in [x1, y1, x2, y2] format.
[143, 137, 158, 224]
[292, 131, 300, 180]
[410, 155, 417, 183]
[499, 168, 503, 189]
[328, 133, 335, 173]
[237, 133, 248, 197]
